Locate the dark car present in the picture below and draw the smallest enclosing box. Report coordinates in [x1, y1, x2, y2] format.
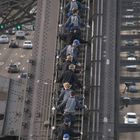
[18, 73, 28, 78]
[5, 28, 16, 35]
[18, 72, 33, 79]
[8, 63, 20, 73]
[125, 82, 137, 93]
[9, 40, 19, 48]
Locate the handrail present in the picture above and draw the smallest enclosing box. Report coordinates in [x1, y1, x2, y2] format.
[50, 0, 66, 139]
[80, 0, 91, 139]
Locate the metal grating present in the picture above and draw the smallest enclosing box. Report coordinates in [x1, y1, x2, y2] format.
[0, 76, 10, 136]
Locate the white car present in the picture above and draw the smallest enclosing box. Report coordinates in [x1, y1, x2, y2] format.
[23, 40, 33, 49]
[124, 112, 138, 124]
[16, 30, 25, 39]
[0, 35, 9, 43]
[126, 56, 137, 70]
[122, 22, 135, 26]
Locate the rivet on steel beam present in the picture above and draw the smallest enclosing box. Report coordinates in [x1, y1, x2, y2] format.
[51, 126, 55, 130]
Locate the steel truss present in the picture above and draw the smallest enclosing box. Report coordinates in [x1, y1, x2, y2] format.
[0, 0, 37, 29]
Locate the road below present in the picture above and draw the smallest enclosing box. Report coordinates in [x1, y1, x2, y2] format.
[0, 32, 33, 79]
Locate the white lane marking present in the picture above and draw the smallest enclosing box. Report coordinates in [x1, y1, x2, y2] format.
[4, 48, 7, 50]
[15, 53, 18, 56]
[10, 59, 13, 62]
[36, 80, 40, 83]
[0, 53, 1, 55]
[44, 82, 48, 85]
[17, 62, 21, 65]
[20, 54, 25, 58]
[106, 59, 110, 65]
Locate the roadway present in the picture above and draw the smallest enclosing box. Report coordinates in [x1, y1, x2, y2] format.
[119, 1, 140, 138]
[119, 43, 140, 140]
[0, 32, 33, 79]
[119, 104, 140, 140]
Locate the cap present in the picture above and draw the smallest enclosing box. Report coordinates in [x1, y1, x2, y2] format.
[72, 39, 80, 46]
[63, 133, 70, 140]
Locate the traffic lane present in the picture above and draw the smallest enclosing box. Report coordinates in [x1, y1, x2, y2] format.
[0, 46, 32, 79]
[120, 66, 140, 77]
[1, 48, 32, 79]
[120, 105, 140, 122]
[0, 34, 33, 79]
[8, 49, 32, 79]
[119, 50, 140, 140]
[120, 105, 140, 140]
[120, 67, 140, 104]
[120, 51, 140, 59]
[120, 66, 140, 95]
[0, 43, 16, 73]
[120, 83, 140, 97]
[14, 33, 33, 79]
[120, 132, 140, 140]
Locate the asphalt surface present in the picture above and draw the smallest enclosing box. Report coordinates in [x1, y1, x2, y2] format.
[0, 32, 33, 80]
[119, 104, 140, 140]
[119, 47, 140, 140]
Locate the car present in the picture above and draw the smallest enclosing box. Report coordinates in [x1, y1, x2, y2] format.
[8, 63, 20, 73]
[122, 22, 135, 26]
[0, 35, 9, 43]
[126, 40, 135, 46]
[18, 73, 28, 78]
[128, 85, 137, 93]
[127, 51, 135, 56]
[122, 40, 139, 47]
[23, 40, 33, 49]
[9, 39, 19, 48]
[18, 72, 33, 79]
[16, 30, 25, 39]
[126, 55, 137, 71]
[124, 112, 138, 124]
[120, 96, 131, 108]
[5, 28, 16, 35]
[125, 81, 137, 93]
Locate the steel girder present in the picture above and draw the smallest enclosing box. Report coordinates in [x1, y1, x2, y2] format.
[0, 0, 37, 29]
